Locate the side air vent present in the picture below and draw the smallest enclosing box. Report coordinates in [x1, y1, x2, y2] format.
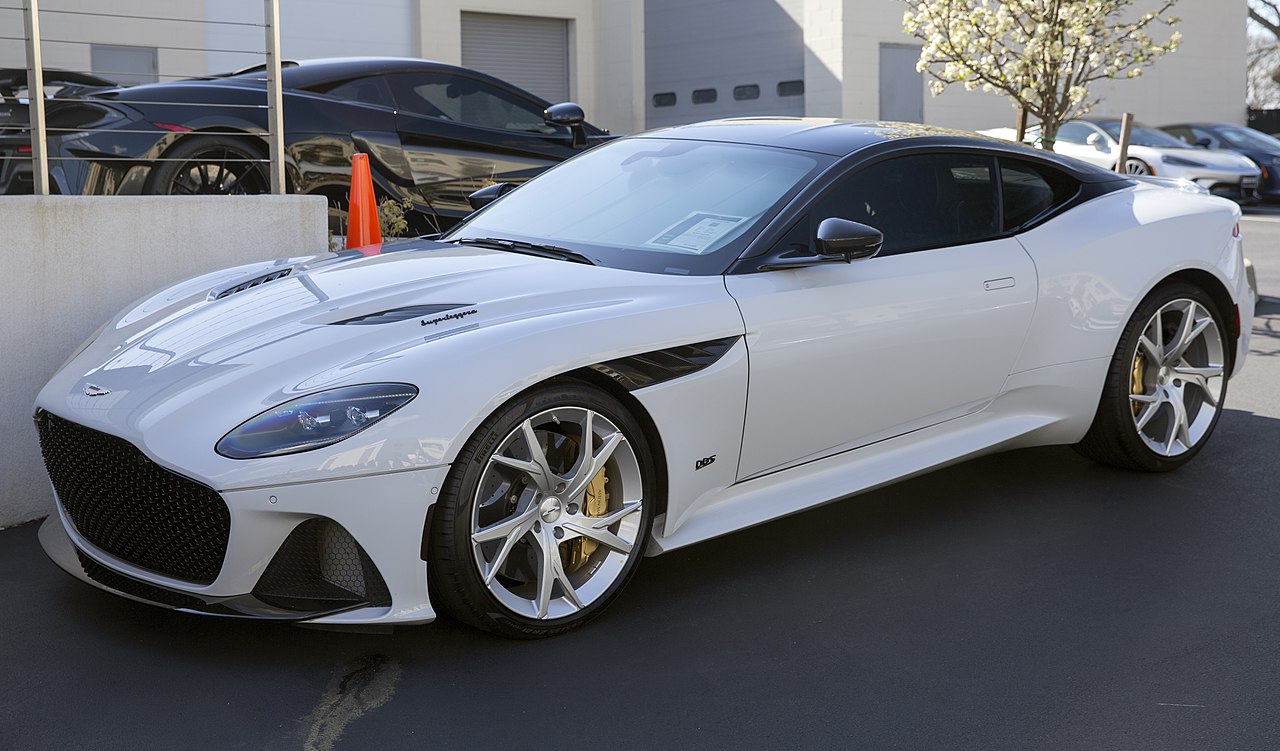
[589, 336, 740, 390]
[212, 267, 293, 300]
[331, 304, 469, 326]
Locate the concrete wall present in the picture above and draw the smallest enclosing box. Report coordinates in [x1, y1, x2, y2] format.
[0, 195, 327, 528]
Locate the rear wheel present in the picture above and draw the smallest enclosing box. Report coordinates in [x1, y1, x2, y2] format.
[144, 135, 270, 195]
[428, 381, 655, 638]
[1075, 282, 1228, 471]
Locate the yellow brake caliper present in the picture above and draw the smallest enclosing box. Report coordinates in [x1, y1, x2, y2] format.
[562, 467, 608, 573]
[1131, 349, 1147, 415]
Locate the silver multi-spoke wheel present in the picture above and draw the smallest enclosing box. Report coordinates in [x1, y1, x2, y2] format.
[1128, 298, 1225, 457]
[1124, 158, 1152, 175]
[469, 406, 644, 621]
[1076, 283, 1230, 472]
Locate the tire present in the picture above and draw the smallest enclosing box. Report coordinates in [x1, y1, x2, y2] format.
[428, 380, 656, 638]
[144, 135, 270, 195]
[1074, 281, 1229, 472]
[1123, 158, 1152, 176]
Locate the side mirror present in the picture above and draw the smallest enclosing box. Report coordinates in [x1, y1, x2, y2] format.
[1086, 132, 1109, 152]
[545, 102, 588, 149]
[467, 182, 516, 211]
[1193, 137, 1212, 149]
[815, 218, 884, 261]
[756, 218, 883, 271]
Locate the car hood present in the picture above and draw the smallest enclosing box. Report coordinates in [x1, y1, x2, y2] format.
[38, 240, 742, 487]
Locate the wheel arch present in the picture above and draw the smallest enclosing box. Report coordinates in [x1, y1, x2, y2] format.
[148, 129, 296, 192]
[1161, 267, 1240, 372]
[418, 368, 671, 563]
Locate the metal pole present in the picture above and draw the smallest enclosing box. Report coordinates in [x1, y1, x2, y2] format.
[22, 0, 49, 195]
[263, 0, 286, 194]
[1115, 112, 1134, 175]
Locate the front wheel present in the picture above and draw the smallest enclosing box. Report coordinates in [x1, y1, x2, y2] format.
[428, 381, 656, 638]
[1075, 282, 1229, 471]
[1123, 158, 1152, 176]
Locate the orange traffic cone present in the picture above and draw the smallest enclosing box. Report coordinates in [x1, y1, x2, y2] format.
[346, 152, 382, 253]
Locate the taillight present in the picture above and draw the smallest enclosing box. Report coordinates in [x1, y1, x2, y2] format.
[151, 122, 192, 133]
[17, 145, 31, 153]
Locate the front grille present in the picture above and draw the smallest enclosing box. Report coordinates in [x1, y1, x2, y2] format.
[36, 410, 230, 584]
[76, 550, 205, 609]
[253, 518, 390, 612]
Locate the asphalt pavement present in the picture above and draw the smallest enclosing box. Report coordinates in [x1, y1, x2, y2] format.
[2, 218, 1279, 751]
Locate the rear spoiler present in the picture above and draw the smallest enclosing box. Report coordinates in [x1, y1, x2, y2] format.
[0, 68, 117, 100]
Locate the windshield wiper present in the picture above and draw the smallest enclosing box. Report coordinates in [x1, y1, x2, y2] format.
[454, 236, 595, 265]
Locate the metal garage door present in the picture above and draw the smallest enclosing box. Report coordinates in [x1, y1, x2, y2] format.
[461, 12, 570, 104]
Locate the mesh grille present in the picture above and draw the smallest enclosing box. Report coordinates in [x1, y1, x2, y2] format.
[76, 550, 205, 609]
[36, 410, 230, 584]
[253, 518, 391, 612]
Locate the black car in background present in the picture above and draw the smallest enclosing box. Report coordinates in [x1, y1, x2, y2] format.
[1162, 122, 1280, 202]
[0, 58, 609, 230]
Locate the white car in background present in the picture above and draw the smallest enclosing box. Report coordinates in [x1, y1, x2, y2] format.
[984, 118, 1261, 202]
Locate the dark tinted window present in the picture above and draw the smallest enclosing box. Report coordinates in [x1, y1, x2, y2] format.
[1000, 158, 1078, 230]
[733, 84, 760, 101]
[652, 92, 676, 107]
[816, 154, 999, 254]
[312, 76, 393, 108]
[1163, 125, 1195, 145]
[777, 80, 804, 97]
[389, 74, 558, 134]
[692, 88, 717, 104]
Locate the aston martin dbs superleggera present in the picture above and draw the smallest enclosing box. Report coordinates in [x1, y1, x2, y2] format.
[0, 58, 607, 230]
[37, 119, 1254, 637]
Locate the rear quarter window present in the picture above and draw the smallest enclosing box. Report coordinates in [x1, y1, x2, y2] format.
[999, 158, 1079, 231]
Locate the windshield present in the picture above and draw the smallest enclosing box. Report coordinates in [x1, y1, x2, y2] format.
[445, 137, 828, 275]
[1216, 125, 1280, 152]
[1097, 122, 1188, 149]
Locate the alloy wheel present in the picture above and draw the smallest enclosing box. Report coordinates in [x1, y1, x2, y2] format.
[167, 147, 268, 195]
[469, 406, 644, 620]
[1128, 298, 1225, 457]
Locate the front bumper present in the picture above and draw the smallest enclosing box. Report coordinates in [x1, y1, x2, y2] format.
[42, 462, 449, 627]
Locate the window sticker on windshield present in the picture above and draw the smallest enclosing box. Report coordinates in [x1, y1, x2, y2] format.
[645, 212, 747, 254]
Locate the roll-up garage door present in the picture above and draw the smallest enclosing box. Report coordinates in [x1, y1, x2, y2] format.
[461, 12, 570, 104]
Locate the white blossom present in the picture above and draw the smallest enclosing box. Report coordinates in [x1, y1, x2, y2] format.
[901, 0, 1181, 149]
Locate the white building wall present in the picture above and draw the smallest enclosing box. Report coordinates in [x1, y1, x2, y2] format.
[0, 0, 209, 81]
[414, 0, 644, 134]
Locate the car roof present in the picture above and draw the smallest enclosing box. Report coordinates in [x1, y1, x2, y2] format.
[635, 118, 1124, 183]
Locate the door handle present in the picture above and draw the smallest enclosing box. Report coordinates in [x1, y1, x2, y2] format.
[983, 277, 1015, 291]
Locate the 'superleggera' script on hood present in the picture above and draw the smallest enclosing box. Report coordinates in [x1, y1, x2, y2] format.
[421, 309, 478, 326]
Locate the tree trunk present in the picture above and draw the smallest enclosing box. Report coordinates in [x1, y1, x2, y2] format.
[1040, 119, 1060, 153]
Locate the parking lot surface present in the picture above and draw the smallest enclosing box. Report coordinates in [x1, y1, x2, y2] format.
[2, 217, 1278, 751]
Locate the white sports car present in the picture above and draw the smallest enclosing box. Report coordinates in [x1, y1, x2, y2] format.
[36, 119, 1254, 638]
[984, 118, 1262, 201]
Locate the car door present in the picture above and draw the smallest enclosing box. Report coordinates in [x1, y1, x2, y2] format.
[726, 153, 1038, 479]
[387, 72, 580, 216]
[1051, 122, 1115, 168]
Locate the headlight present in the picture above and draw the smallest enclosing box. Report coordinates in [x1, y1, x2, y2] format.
[1162, 154, 1206, 168]
[216, 383, 418, 459]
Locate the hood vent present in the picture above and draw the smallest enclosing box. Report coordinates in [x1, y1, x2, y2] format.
[212, 267, 293, 300]
[331, 304, 470, 326]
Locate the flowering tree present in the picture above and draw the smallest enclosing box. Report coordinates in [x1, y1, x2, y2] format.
[902, 0, 1182, 151]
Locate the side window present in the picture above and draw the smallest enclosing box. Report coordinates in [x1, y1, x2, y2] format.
[1000, 158, 1079, 231]
[1056, 123, 1095, 145]
[1163, 126, 1195, 145]
[312, 76, 394, 108]
[815, 154, 999, 255]
[389, 74, 560, 134]
[1190, 126, 1220, 148]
